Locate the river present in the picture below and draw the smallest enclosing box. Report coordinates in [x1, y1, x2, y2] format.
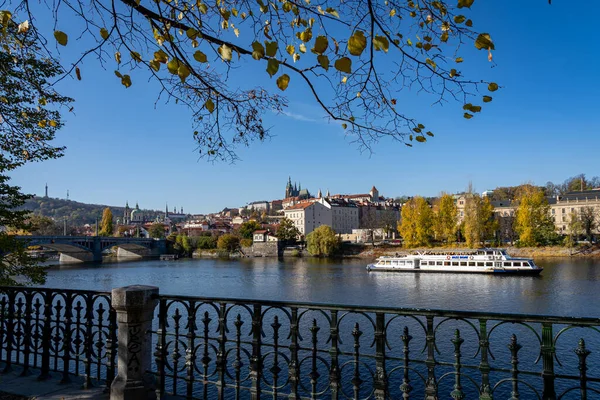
[43, 256, 600, 317]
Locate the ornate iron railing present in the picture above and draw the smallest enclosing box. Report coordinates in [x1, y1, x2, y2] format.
[152, 295, 600, 400]
[0, 287, 117, 387]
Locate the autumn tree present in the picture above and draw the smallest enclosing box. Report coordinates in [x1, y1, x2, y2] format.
[238, 220, 262, 240]
[462, 194, 497, 248]
[513, 186, 557, 246]
[0, 15, 71, 285]
[398, 196, 434, 248]
[565, 210, 582, 248]
[306, 225, 340, 257]
[99, 208, 114, 236]
[26, 215, 61, 235]
[217, 234, 240, 252]
[433, 193, 457, 244]
[9, 1, 498, 161]
[276, 217, 300, 244]
[149, 223, 166, 239]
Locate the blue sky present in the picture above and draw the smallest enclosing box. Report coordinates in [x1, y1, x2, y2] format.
[9, 2, 600, 214]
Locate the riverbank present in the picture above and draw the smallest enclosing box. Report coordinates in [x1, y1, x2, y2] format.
[356, 244, 600, 259]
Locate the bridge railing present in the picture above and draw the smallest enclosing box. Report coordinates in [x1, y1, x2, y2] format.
[1, 285, 600, 399]
[151, 294, 600, 400]
[0, 287, 116, 387]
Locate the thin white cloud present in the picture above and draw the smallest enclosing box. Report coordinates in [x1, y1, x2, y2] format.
[279, 110, 324, 123]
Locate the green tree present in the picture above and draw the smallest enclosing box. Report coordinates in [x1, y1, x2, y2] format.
[174, 234, 192, 256]
[513, 186, 557, 246]
[276, 218, 300, 244]
[238, 220, 262, 240]
[195, 235, 217, 249]
[149, 223, 166, 239]
[306, 225, 340, 257]
[0, 16, 72, 285]
[13, 2, 497, 161]
[463, 194, 497, 248]
[398, 196, 434, 248]
[26, 215, 61, 235]
[579, 206, 597, 243]
[565, 210, 582, 248]
[433, 193, 457, 244]
[217, 234, 240, 252]
[99, 207, 114, 236]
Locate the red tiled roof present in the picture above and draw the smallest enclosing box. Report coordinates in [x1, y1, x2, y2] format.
[254, 230, 268, 234]
[285, 202, 314, 210]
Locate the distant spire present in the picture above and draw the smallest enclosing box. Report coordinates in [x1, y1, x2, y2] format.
[66, 190, 69, 200]
[298, 182, 302, 191]
[44, 183, 48, 198]
[326, 189, 330, 197]
[181, 207, 183, 214]
[126, 200, 129, 208]
[165, 203, 169, 217]
[136, 201, 139, 210]
[317, 189, 322, 198]
[174, 206, 176, 213]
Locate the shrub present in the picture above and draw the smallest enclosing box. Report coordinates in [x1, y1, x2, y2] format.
[240, 238, 253, 248]
[217, 234, 240, 252]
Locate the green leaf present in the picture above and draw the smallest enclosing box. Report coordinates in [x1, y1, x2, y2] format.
[488, 82, 499, 92]
[266, 58, 279, 77]
[252, 42, 265, 60]
[457, 0, 474, 8]
[415, 136, 426, 143]
[121, 75, 132, 88]
[178, 63, 191, 82]
[463, 113, 473, 119]
[296, 27, 312, 42]
[475, 33, 495, 50]
[54, 30, 68, 46]
[441, 32, 449, 42]
[341, 123, 347, 129]
[286, 44, 295, 55]
[348, 31, 367, 56]
[426, 131, 434, 137]
[373, 35, 389, 52]
[218, 44, 232, 61]
[198, 3, 208, 14]
[167, 59, 180, 74]
[154, 50, 169, 63]
[193, 50, 208, 63]
[205, 98, 215, 113]
[325, 7, 339, 18]
[312, 36, 328, 54]
[334, 57, 352, 73]
[276, 74, 290, 91]
[149, 60, 160, 72]
[317, 55, 329, 70]
[186, 28, 198, 39]
[265, 41, 278, 57]
[465, 19, 473, 27]
[456, 57, 464, 63]
[100, 27, 109, 40]
[483, 95, 493, 103]
[425, 58, 436, 69]
[454, 15, 466, 24]
[130, 51, 142, 62]
[114, 70, 122, 78]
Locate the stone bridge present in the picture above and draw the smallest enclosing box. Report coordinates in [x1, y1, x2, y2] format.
[15, 236, 167, 263]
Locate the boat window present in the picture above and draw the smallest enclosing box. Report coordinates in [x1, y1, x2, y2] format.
[436, 261, 443, 266]
[421, 261, 428, 266]
[468, 262, 476, 267]
[522, 261, 530, 266]
[407, 261, 412, 265]
[392, 261, 398, 265]
[486, 251, 493, 255]
[460, 261, 467, 266]
[444, 261, 450, 266]
[485, 262, 493, 267]
[385, 261, 391, 265]
[452, 261, 459, 266]
[477, 262, 484, 267]
[513, 262, 521, 267]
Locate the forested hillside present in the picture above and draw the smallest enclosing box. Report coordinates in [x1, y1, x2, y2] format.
[19, 197, 160, 226]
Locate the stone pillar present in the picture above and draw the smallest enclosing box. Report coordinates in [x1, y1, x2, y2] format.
[110, 285, 159, 400]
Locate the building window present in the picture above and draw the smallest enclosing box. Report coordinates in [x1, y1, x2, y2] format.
[562, 208, 565, 214]
[551, 209, 555, 215]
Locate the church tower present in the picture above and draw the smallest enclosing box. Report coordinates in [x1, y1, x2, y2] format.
[124, 201, 130, 224]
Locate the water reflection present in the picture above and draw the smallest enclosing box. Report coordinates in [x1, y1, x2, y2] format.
[43, 256, 600, 317]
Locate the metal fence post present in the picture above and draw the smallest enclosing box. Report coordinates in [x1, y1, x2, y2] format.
[110, 285, 159, 400]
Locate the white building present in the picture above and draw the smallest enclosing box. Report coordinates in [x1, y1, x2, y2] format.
[318, 198, 359, 234]
[283, 201, 332, 236]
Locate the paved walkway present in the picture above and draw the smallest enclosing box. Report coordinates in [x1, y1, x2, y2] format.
[0, 369, 108, 400]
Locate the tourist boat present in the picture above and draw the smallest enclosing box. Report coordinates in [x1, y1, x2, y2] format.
[366, 248, 542, 275]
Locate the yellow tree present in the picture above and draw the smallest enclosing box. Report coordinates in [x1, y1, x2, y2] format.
[306, 225, 340, 257]
[3, 1, 500, 161]
[463, 194, 497, 248]
[433, 193, 457, 244]
[513, 186, 556, 246]
[99, 207, 114, 236]
[398, 196, 434, 248]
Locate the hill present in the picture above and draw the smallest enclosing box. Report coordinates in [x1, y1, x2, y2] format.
[19, 197, 162, 227]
